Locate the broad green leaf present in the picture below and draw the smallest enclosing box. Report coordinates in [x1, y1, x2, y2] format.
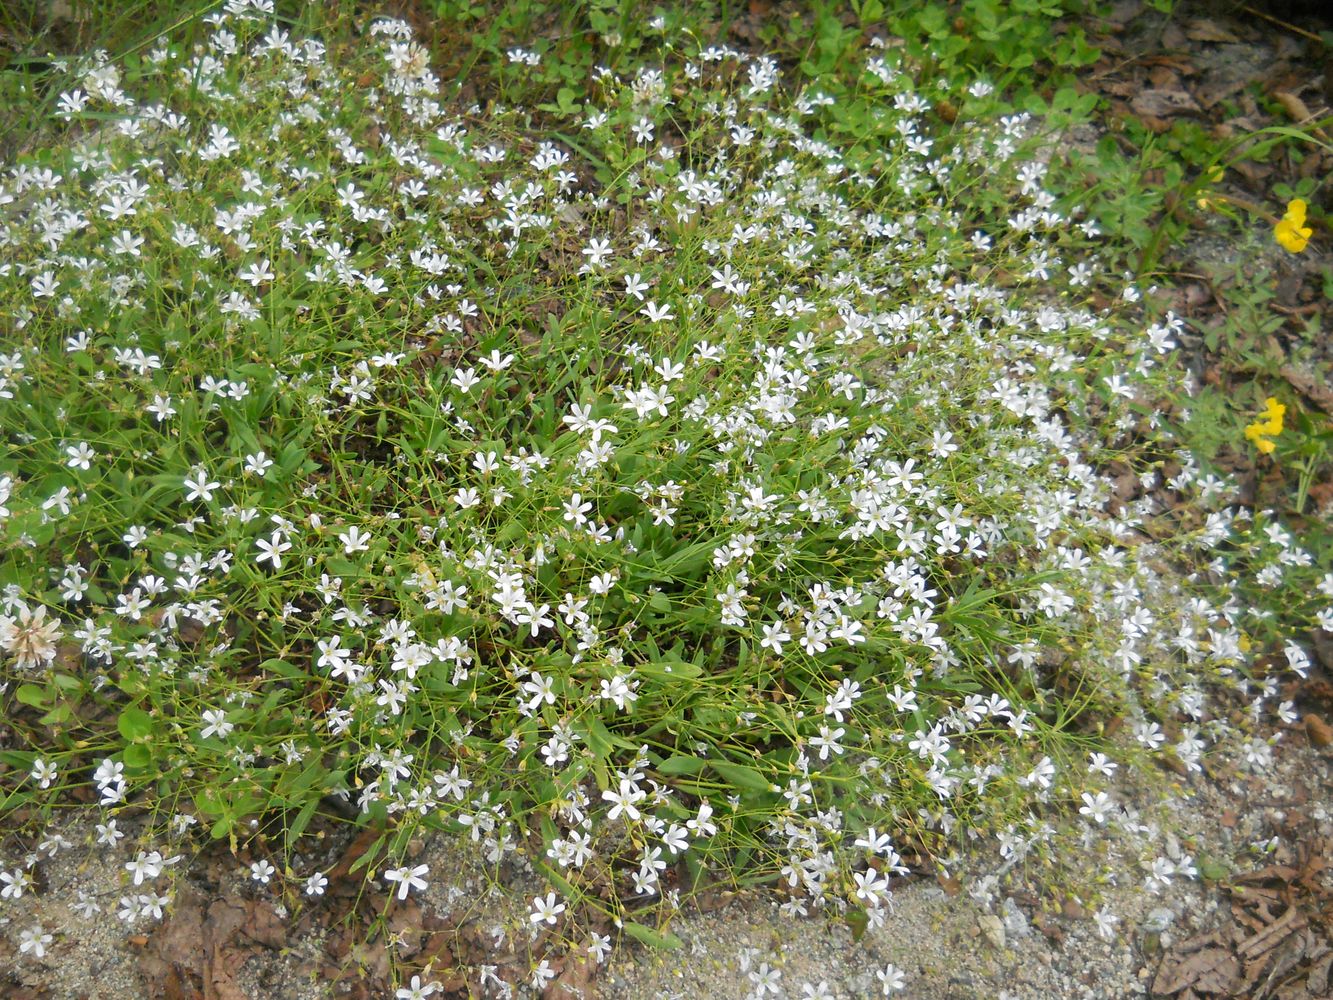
[15, 684, 48, 708]
[117, 706, 154, 742]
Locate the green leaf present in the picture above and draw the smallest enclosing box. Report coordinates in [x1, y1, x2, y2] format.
[38, 703, 73, 726]
[537, 862, 580, 904]
[286, 798, 320, 850]
[583, 716, 615, 760]
[648, 538, 715, 581]
[708, 758, 771, 794]
[15, 683, 48, 708]
[622, 921, 683, 950]
[634, 658, 702, 681]
[122, 744, 152, 771]
[260, 657, 308, 680]
[117, 705, 154, 742]
[657, 755, 706, 776]
[846, 907, 869, 942]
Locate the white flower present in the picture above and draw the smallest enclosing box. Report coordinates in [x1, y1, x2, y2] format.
[1093, 908, 1119, 940]
[29, 758, 57, 789]
[254, 531, 292, 568]
[1, 868, 33, 899]
[0, 602, 62, 670]
[749, 962, 781, 996]
[244, 451, 273, 477]
[182, 468, 220, 503]
[529, 890, 566, 925]
[852, 868, 888, 905]
[125, 850, 178, 885]
[396, 976, 439, 999]
[384, 863, 429, 900]
[1079, 791, 1111, 825]
[759, 620, 790, 656]
[563, 493, 593, 526]
[1087, 752, 1117, 777]
[338, 525, 372, 554]
[601, 777, 646, 821]
[200, 709, 234, 740]
[877, 963, 906, 993]
[18, 926, 53, 958]
[65, 441, 96, 470]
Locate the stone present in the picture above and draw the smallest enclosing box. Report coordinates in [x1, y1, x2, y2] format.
[978, 914, 1006, 950]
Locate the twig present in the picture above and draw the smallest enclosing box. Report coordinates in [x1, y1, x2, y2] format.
[1240, 4, 1324, 45]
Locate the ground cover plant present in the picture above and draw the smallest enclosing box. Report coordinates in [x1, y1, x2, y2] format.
[0, 0, 1329, 995]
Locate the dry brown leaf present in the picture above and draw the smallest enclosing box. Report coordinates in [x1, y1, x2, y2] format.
[1280, 366, 1333, 414]
[1231, 158, 1273, 186]
[1102, 78, 1141, 99]
[1238, 907, 1308, 964]
[1032, 909, 1065, 943]
[1132, 88, 1201, 118]
[1272, 92, 1332, 143]
[1196, 78, 1248, 110]
[1258, 929, 1318, 994]
[238, 898, 287, 950]
[205, 944, 250, 1000]
[1309, 952, 1333, 994]
[1184, 19, 1239, 44]
[1160, 21, 1188, 49]
[1102, 0, 1144, 29]
[1304, 715, 1332, 749]
[142, 887, 290, 1000]
[326, 824, 382, 882]
[386, 899, 426, 959]
[1152, 943, 1241, 995]
[1237, 865, 1302, 887]
[1149, 66, 1184, 89]
[544, 950, 596, 999]
[162, 963, 202, 1000]
[937, 873, 963, 896]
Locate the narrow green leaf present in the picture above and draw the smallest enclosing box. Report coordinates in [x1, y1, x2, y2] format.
[708, 759, 771, 793]
[623, 921, 683, 951]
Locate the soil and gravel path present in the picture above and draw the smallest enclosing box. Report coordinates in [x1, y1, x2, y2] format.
[1, 724, 1329, 999]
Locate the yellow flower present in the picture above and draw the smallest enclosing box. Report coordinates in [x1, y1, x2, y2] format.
[1275, 198, 1312, 253]
[1262, 396, 1285, 427]
[1244, 396, 1285, 454]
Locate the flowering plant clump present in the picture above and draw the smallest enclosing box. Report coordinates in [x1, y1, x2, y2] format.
[0, 1, 1323, 988]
